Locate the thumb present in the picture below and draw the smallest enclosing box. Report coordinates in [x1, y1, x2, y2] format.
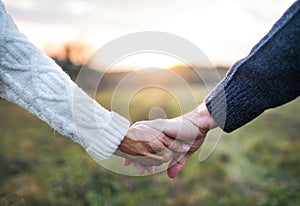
[167, 153, 190, 178]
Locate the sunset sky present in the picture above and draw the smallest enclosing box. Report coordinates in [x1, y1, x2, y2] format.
[3, 0, 295, 68]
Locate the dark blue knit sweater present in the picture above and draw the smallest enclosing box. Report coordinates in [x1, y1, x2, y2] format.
[205, 0, 300, 132]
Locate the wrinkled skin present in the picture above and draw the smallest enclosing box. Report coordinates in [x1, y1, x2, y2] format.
[115, 121, 191, 173]
[117, 103, 216, 177]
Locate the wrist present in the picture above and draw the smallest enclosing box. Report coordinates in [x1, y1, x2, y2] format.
[194, 103, 217, 131]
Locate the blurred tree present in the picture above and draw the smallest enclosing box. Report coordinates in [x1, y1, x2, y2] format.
[45, 40, 94, 81]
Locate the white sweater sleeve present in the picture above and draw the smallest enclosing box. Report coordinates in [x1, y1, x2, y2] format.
[0, 2, 130, 160]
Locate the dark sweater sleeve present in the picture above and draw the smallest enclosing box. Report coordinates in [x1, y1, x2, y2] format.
[205, 0, 300, 133]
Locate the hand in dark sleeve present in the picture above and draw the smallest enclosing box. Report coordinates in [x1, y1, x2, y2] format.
[206, 0, 300, 132]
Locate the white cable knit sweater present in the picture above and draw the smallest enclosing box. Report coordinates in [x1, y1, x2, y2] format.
[0, 2, 130, 160]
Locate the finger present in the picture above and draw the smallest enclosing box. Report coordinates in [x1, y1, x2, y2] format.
[133, 162, 146, 174]
[163, 137, 191, 153]
[167, 153, 191, 178]
[123, 158, 132, 166]
[143, 119, 179, 137]
[118, 150, 164, 166]
[163, 118, 200, 142]
[158, 147, 176, 163]
[145, 166, 154, 174]
[167, 158, 186, 178]
[135, 152, 169, 166]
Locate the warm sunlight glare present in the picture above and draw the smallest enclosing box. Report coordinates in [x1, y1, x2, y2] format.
[109, 53, 184, 72]
[4, 0, 296, 66]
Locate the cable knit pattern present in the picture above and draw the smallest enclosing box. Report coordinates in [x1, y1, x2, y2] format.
[206, 1, 300, 132]
[0, 2, 130, 160]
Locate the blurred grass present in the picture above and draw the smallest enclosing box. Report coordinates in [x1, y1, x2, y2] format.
[0, 86, 299, 206]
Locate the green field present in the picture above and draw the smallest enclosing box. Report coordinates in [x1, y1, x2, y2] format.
[0, 86, 299, 206]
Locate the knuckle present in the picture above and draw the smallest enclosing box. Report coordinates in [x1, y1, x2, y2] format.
[162, 151, 173, 162]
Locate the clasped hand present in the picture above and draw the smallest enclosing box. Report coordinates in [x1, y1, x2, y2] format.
[115, 103, 216, 178]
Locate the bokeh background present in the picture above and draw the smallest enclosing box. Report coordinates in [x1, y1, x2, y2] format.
[1, 0, 299, 205]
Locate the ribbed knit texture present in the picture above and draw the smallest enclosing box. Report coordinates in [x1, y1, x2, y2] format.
[206, 0, 300, 132]
[0, 2, 130, 160]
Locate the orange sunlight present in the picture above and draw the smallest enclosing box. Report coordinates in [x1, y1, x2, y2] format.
[6, 0, 294, 70]
[44, 40, 95, 65]
[45, 41, 183, 71]
[109, 53, 184, 72]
